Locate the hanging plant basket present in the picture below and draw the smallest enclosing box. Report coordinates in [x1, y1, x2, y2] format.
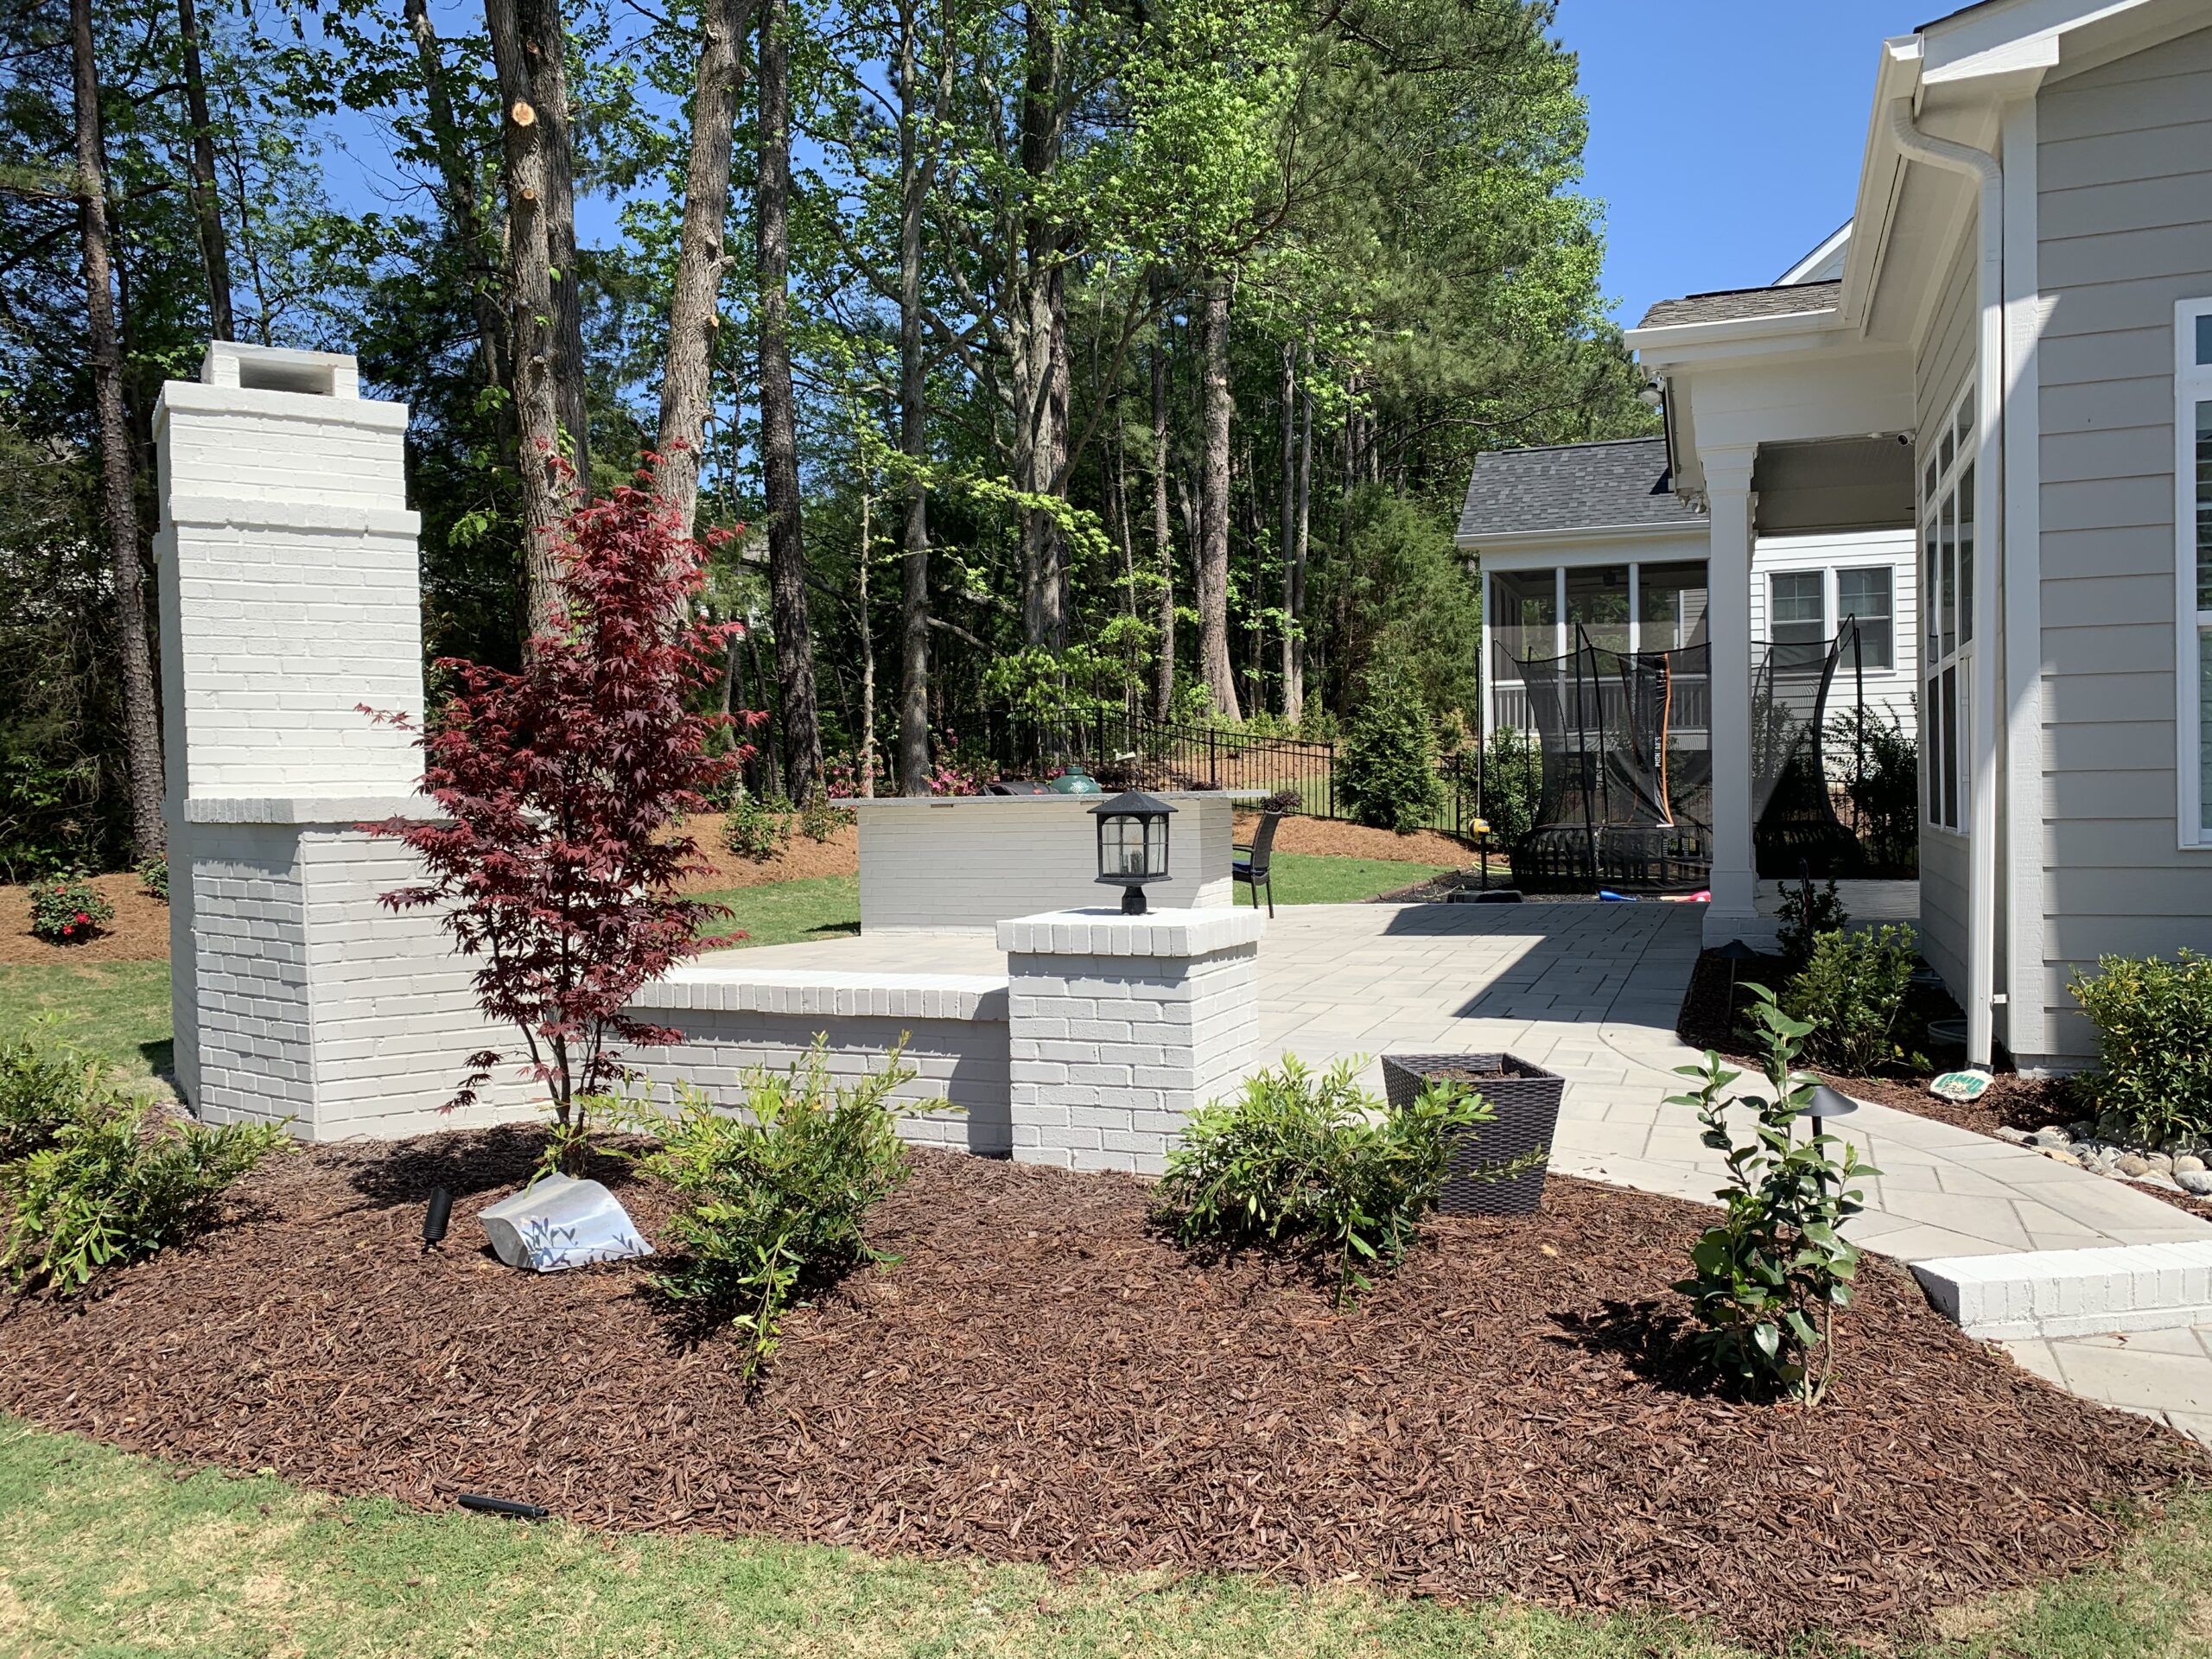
[1381, 1052, 1566, 1217]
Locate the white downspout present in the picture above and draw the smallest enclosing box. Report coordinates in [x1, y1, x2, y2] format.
[1888, 98, 2003, 1069]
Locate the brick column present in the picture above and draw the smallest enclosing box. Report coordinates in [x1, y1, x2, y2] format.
[998, 907, 1267, 1174]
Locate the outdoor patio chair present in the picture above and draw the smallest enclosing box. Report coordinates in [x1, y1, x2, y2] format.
[1232, 810, 1281, 916]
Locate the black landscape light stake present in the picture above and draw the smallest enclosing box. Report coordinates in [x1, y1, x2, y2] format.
[1797, 1083, 1860, 1194]
[1090, 789, 1176, 915]
[1713, 938, 1759, 1027]
[423, 1185, 452, 1252]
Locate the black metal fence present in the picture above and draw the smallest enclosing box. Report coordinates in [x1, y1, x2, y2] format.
[982, 707, 1491, 842]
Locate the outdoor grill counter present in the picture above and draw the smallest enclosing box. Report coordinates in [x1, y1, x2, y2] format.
[849, 790, 1261, 932]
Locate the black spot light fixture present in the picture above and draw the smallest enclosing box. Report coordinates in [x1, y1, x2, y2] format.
[423, 1185, 452, 1251]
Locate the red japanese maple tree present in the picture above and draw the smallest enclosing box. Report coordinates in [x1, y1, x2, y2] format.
[366, 461, 755, 1166]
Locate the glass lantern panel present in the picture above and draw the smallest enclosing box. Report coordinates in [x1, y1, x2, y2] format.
[1103, 817, 1147, 875]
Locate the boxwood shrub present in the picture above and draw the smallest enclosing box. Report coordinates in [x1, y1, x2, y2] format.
[2071, 950, 2212, 1144]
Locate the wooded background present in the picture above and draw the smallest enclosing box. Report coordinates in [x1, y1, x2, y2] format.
[0, 0, 1652, 876]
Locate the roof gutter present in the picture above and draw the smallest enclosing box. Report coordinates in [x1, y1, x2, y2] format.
[1886, 97, 2004, 1071]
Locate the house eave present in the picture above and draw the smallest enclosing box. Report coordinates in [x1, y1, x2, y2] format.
[1456, 520, 1707, 555]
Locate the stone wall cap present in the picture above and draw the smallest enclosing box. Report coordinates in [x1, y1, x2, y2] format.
[164, 494, 419, 537]
[849, 789, 1264, 809]
[632, 964, 1010, 1021]
[996, 906, 1268, 957]
[183, 795, 432, 825]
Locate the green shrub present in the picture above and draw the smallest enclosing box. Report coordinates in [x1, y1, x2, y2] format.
[0, 1028, 110, 1165]
[722, 791, 791, 862]
[1830, 709, 1918, 873]
[1775, 875, 1846, 969]
[1, 1098, 290, 1294]
[1154, 1056, 1529, 1305]
[797, 792, 852, 843]
[27, 873, 112, 944]
[643, 1045, 931, 1376]
[1337, 669, 1444, 833]
[1669, 987, 1874, 1405]
[1476, 726, 1540, 849]
[135, 854, 168, 903]
[1783, 925, 1919, 1076]
[2071, 950, 2212, 1144]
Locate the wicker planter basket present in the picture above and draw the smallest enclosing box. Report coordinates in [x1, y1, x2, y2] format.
[1380, 1052, 1566, 1217]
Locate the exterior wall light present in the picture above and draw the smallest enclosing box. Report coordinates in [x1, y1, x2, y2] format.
[1090, 790, 1176, 914]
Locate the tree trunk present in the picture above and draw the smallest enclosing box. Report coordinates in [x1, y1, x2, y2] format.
[1287, 374, 1312, 725]
[71, 0, 164, 855]
[1196, 273, 1240, 721]
[1150, 308, 1174, 721]
[1014, 0, 1067, 650]
[1276, 342, 1295, 717]
[175, 0, 233, 340]
[896, 0, 931, 794]
[756, 0, 823, 802]
[653, 0, 751, 536]
[486, 0, 570, 631]
[857, 481, 877, 797]
[407, 0, 510, 443]
[524, 0, 590, 499]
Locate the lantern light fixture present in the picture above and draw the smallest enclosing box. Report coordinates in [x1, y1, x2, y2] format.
[1089, 790, 1176, 914]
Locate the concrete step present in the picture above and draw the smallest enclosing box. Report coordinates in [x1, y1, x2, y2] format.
[1912, 1242, 2212, 1340]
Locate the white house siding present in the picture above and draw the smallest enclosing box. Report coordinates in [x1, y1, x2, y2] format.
[1744, 529, 1920, 731]
[1916, 228, 1980, 1001]
[2031, 29, 2212, 1066]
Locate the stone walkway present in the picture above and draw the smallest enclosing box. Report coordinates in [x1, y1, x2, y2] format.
[734, 900, 2212, 1439]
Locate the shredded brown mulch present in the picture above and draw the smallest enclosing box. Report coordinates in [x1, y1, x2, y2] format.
[0, 1135, 2199, 1645]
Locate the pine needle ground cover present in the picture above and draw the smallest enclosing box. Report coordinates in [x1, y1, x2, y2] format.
[0, 1129, 2197, 1651]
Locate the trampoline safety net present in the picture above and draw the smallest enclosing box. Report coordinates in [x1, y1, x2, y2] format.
[1508, 623, 1860, 892]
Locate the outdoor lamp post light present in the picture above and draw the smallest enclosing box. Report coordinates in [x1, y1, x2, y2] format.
[1090, 790, 1176, 914]
[1799, 1081, 1859, 1141]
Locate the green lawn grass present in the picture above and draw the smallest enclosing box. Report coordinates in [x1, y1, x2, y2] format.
[1262, 852, 1452, 905]
[0, 962, 171, 1080]
[0, 1414, 2202, 1659]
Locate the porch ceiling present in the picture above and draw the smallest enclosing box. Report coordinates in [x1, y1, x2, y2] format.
[1752, 435, 1917, 536]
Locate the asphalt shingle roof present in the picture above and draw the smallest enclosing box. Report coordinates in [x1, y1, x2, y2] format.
[1637, 279, 1842, 330]
[1456, 437, 1704, 543]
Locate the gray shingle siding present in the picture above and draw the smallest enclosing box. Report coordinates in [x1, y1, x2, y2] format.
[1637, 281, 1842, 329]
[1456, 437, 1703, 542]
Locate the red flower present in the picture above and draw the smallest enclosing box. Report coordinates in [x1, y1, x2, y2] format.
[60, 925, 73, 936]
[73, 912, 87, 924]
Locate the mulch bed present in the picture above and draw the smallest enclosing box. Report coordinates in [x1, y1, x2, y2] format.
[0, 1133, 2201, 1646]
[0, 873, 169, 964]
[1675, 948, 2212, 1223]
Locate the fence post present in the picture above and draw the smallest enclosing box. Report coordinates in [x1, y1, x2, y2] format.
[1208, 729, 1218, 790]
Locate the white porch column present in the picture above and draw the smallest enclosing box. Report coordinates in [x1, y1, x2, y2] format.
[1703, 444, 1759, 946]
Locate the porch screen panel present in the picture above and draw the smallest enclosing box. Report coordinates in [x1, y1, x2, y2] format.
[1638, 561, 1709, 651]
[1490, 569, 1556, 689]
[1565, 564, 1630, 654]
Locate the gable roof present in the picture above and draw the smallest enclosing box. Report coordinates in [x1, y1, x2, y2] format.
[1456, 437, 1705, 543]
[1637, 279, 1842, 330]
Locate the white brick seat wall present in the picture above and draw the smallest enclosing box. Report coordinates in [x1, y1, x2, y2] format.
[626, 966, 1014, 1155]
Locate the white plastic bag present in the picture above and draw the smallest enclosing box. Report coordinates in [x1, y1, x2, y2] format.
[479, 1173, 655, 1273]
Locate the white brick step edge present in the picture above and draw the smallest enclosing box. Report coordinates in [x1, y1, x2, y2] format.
[1912, 1242, 2212, 1339]
[631, 967, 1008, 1022]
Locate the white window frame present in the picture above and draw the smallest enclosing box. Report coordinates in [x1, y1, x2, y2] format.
[1767, 570, 1827, 646]
[2175, 297, 2212, 849]
[1923, 384, 1976, 836]
[1835, 564, 1896, 672]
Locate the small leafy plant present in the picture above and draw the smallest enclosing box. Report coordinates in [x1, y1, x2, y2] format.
[135, 855, 168, 903]
[1669, 986, 1875, 1406]
[797, 791, 850, 844]
[2071, 950, 2212, 1145]
[1154, 1056, 1532, 1305]
[1783, 924, 1921, 1076]
[0, 1076, 290, 1295]
[642, 1044, 932, 1377]
[1775, 875, 1847, 969]
[27, 874, 112, 944]
[723, 791, 791, 862]
[0, 1027, 109, 1164]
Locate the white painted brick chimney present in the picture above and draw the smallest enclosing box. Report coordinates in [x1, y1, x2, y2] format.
[156, 341, 536, 1139]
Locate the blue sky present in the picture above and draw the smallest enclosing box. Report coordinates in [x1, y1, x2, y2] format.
[1550, 2, 1929, 329]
